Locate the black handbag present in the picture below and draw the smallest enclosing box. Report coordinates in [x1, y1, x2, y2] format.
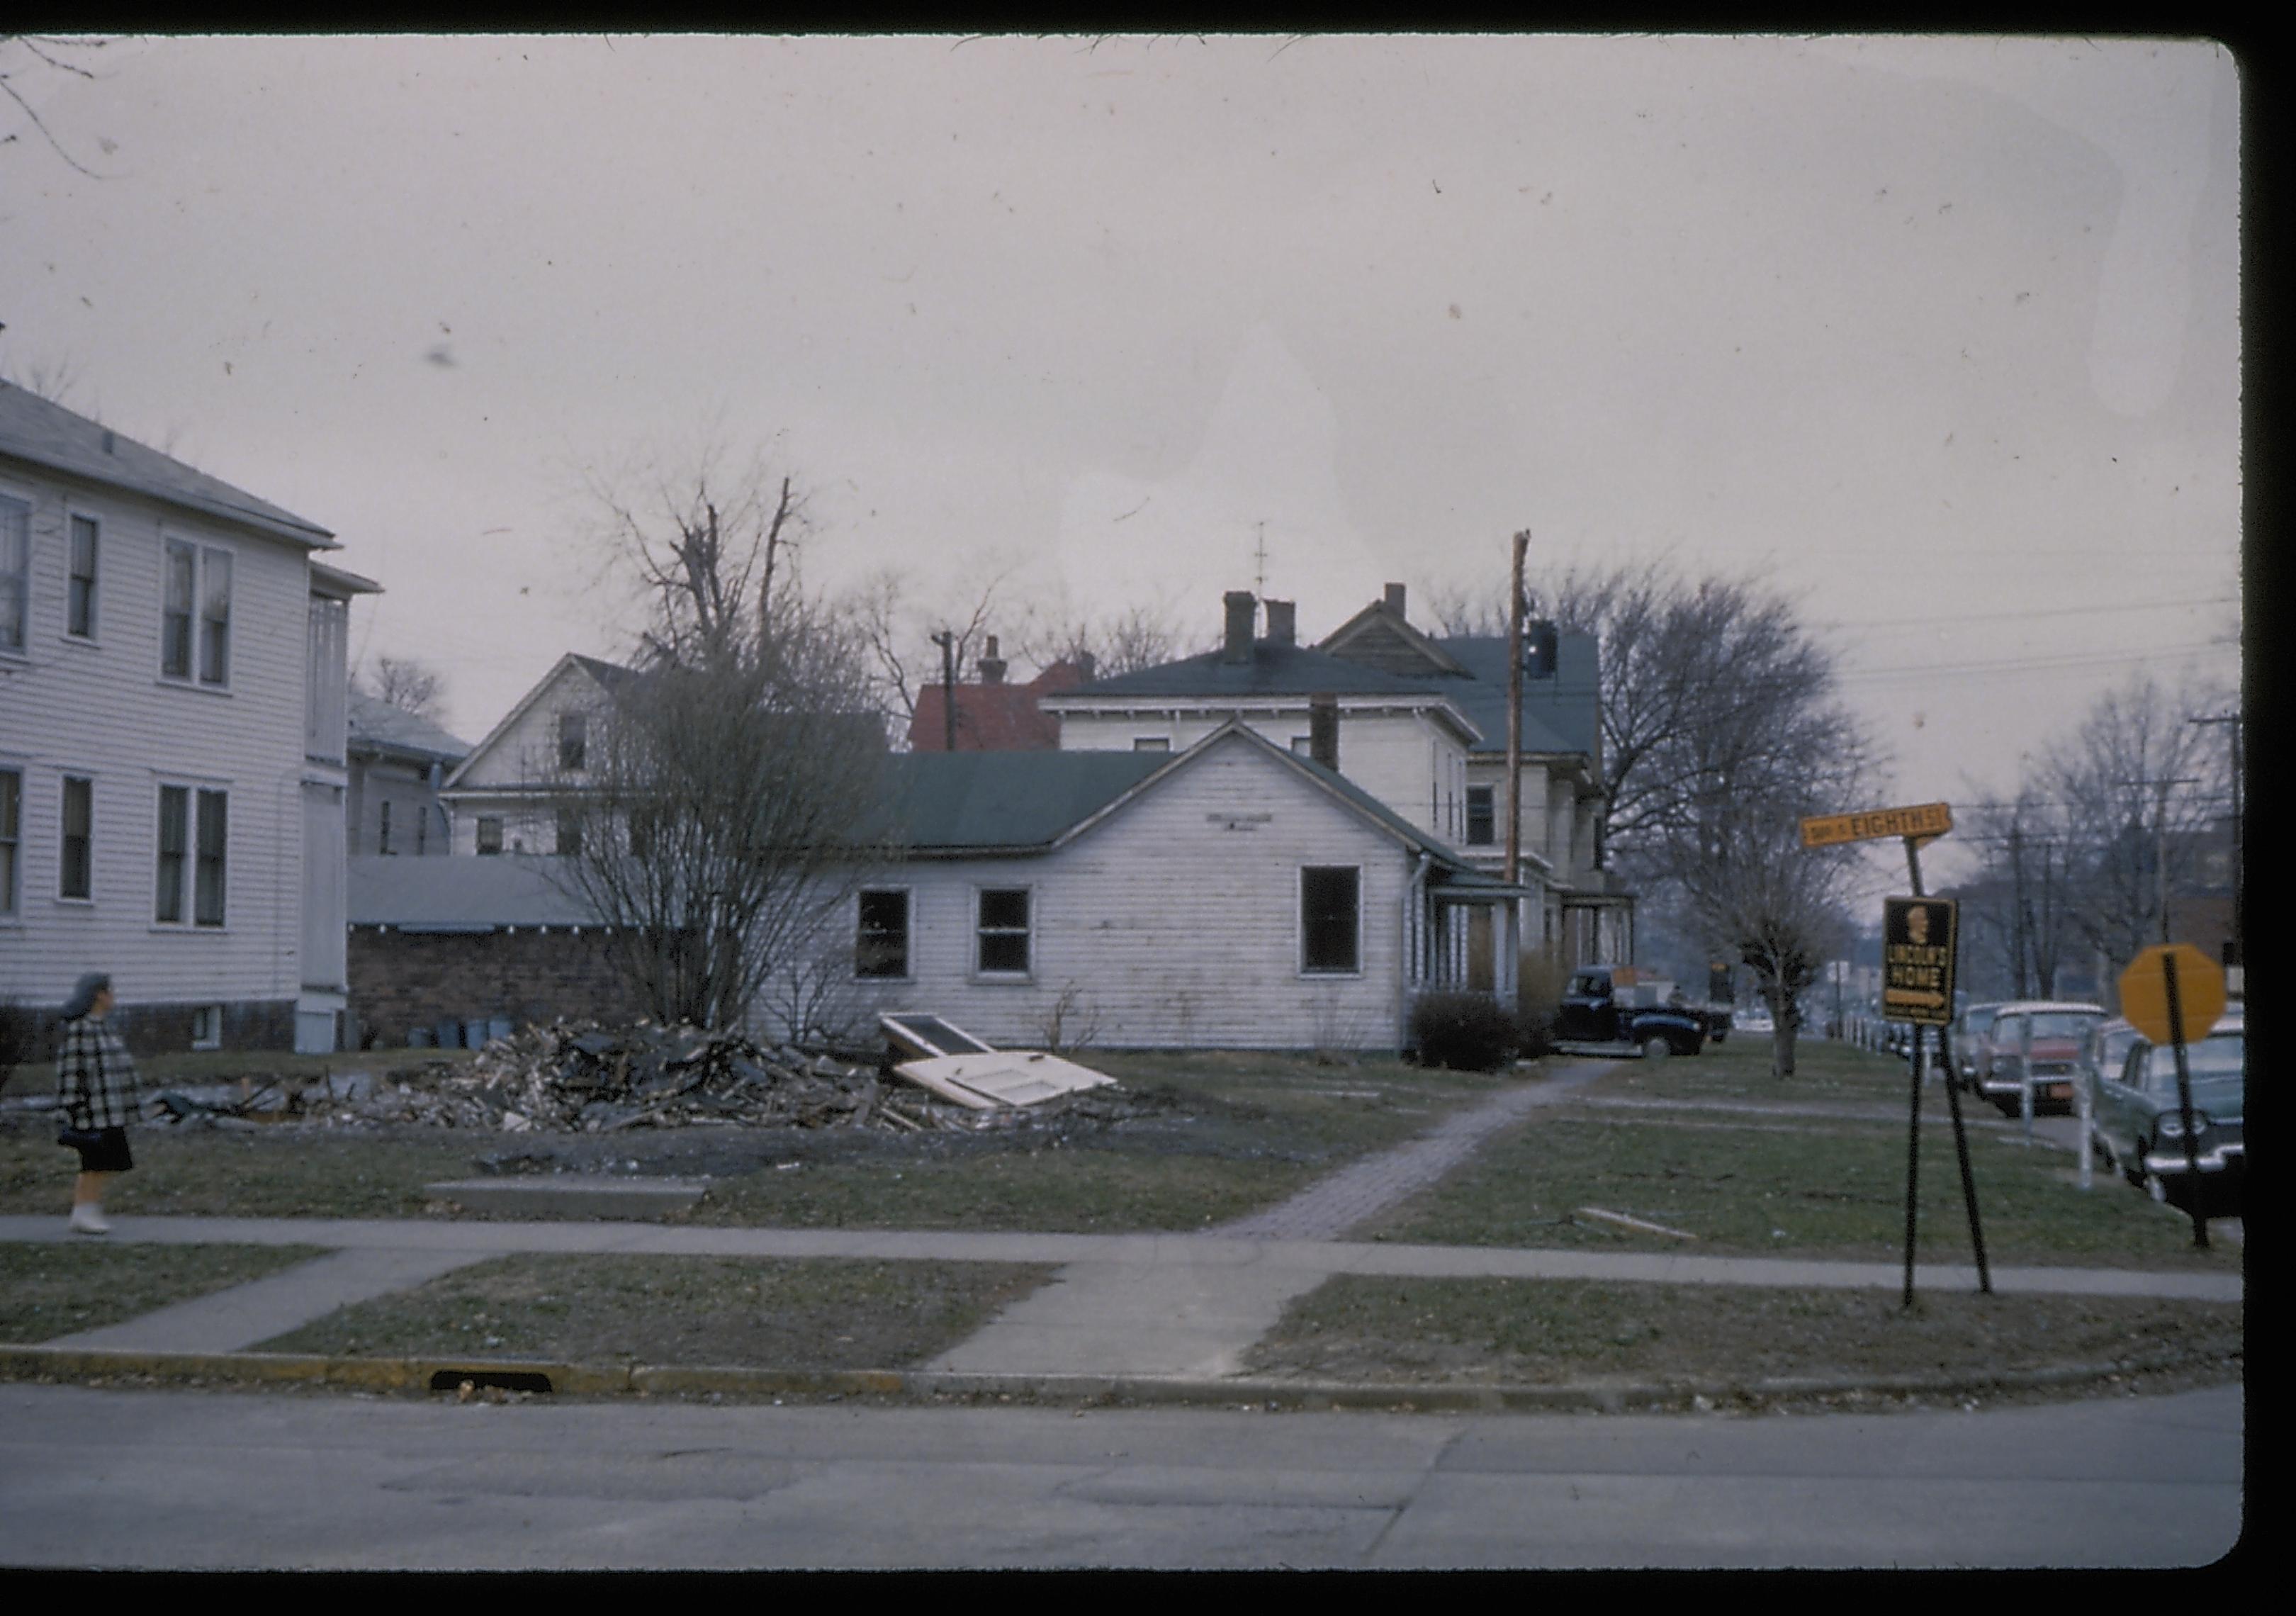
[57, 1124, 106, 1151]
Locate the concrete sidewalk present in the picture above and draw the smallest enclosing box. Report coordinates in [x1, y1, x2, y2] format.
[0, 1058, 2244, 1405]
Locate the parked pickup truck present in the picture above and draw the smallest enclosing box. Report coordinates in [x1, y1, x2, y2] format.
[1553, 965, 1709, 1060]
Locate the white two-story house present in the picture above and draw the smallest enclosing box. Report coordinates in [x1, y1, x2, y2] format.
[0, 382, 376, 1055]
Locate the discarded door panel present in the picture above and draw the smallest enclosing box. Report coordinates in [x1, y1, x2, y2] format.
[893, 1052, 1118, 1109]
[879, 1012, 1118, 1109]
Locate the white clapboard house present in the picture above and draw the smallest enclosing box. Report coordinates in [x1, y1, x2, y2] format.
[1043, 585, 1632, 983]
[1, 381, 376, 1055]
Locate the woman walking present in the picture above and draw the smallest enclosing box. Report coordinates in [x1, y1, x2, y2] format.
[55, 973, 141, 1235]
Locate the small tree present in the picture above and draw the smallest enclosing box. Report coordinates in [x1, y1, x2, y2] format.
[555, 446, 896, 1031]
[360, 655, 448, 721]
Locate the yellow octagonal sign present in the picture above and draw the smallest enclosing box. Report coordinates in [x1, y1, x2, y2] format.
[2117, 944, 2227, 1047]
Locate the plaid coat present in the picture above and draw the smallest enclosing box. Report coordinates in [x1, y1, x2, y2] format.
[55, 1015, 142, 1130]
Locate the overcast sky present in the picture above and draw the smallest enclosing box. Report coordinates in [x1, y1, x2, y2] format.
[3, 33, 2241, 890]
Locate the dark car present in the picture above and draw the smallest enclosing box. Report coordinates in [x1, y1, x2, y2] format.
[1948, 1001, 2006, 1089]
[2088, 1011, 2244, 1213]
[1554, 965, 1707, 1060]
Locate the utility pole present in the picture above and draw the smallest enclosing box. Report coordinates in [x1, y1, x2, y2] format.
[1504, 530, 1529, 890]
[930, 629, 957, 753]
[2190, 714, 2242, 968]
[2116, 774, 2198, 945]
[2008, 817, 2030, 998]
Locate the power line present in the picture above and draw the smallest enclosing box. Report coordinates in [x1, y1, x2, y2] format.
[1823, 595, 2236, 632]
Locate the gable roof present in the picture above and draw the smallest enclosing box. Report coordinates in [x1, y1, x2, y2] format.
[348, 692, 472, 764]
[1318, 597, 1471, 676]
[0, 381, 336, 549]
[882, 719, 1536, 888]
[441, 652, 633, 791]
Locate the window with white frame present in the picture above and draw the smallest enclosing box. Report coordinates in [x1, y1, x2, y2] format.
[1465, 786, 1495, 846]
[0, 493, 27, 654]
[556, 807, 582, 857]
[67, 514, 99, 639]
[975, 887, 1032, 976]
[60, 775, 93, 899]
[155, 785, 228, 926]
[191, 1005, 223, 1050]
[161, 540, 232, 685]
[476, 816, 504, 855]
[1300, 865, 1361, 975]
[558, 711, 587, 772]
[855, 889, 911, 979]
[0, 768, 20, 915]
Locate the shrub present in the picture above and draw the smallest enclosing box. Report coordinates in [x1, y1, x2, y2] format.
[1514, 948, 1568, 1060]
[0, 998, 39, 1093]
[1409, 992, 1519, 1072]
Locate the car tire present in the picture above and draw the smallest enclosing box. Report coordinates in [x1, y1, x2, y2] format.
[1641, 1036, 1671, 1061]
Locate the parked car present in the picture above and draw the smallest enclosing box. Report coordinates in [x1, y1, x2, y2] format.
[1976, 1001, 2107, 1116]
[1554, 965, 1709, 1059]
[1736, 1004, 1774, 1037]
[2088, 1009, 2244, 1213]
[1949, 1001, 2006, 1089]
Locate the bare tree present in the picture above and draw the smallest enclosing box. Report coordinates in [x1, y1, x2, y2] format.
[1953, 786, 2078, 999]
[1009, 596, 1196, 680]
[359, 655, 447, 721]
[2, 35, 113, 177]
[553, 447, 895, 1032]
[849, 560, 1015, 739]
[1429, 559, 1871, 875]
[2041, 671, 2227, 984]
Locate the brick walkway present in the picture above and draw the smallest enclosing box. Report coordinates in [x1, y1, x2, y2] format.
[1208, 1062, 1608, 1240]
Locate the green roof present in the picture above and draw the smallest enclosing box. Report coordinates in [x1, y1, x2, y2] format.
[882, 750, 1169, 851]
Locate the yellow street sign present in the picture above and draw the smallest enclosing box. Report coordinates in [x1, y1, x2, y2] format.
[1801, 802, 1953, 848]
[2117, 944, 2227, 1047]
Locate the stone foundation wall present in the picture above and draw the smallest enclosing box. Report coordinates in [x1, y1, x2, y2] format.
[1, 998, 295, 1070]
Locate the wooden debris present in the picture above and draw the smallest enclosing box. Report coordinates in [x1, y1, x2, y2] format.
[1576, 1206, 1699, 1240]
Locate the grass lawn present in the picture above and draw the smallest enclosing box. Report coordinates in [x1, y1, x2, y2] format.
[256, 1252, 1056, 1369]
[1365, 1095, 2244, 1271]
[3, 1052, 1514, 1233]
[1243, 1274, 2243, 1394]
[0, 1242, 330, 1343]
[1596, 1030, 1926, 1106]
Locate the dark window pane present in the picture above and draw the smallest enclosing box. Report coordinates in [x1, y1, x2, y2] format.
[199, 550, 231, 685]
[556, 809, 582, 857]
[69, 515, 98, 637]
[1301, 866, 1359, 973]
[156, 785, 188, 921]
[477, 817, 503, 855]
[977, 888, 1030, 974]
[162, 544, 196, 678]
[60, 777, 91, 899]
[558, 712, 587, 771]
[1465, 786, 1495, 846]
[194, 789, 227, 925]
[857, 890, 909, 978]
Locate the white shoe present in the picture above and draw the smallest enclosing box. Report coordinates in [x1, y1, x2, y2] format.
[69, 1205, 111, 1235]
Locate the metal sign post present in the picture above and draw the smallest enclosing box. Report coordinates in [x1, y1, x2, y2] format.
[1801, 803, 1989, 1302]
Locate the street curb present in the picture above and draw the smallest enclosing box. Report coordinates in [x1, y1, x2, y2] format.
[0, 1342, 2241, 1413]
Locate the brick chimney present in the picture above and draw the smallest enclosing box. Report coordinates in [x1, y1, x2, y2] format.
[978, 634, 1006, 685]
[1383, 582, 1407, 617]
[1309, 692, 1339, 772]
[1264, 600, 1296, 647]
[1222, 590, 1257, 665]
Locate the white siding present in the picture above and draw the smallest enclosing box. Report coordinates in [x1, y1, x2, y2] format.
[0, 461, 323, 1016]
[769, 739, 1419, 1050]
[1057, 704, 1468, 846]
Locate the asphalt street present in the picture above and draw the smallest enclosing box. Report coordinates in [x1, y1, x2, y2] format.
[0, 1379, 2242, 1569]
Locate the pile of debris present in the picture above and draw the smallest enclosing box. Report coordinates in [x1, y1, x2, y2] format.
[147, 1022, 996, 1135]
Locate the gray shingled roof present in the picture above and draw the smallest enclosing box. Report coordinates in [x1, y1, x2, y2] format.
[1057, 641, 1457, 702]
[0, 381, 335, 548]
[348, 855, 598, 929]
[348, 692, 471, 763]
[1431, 634, 1602, 756]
